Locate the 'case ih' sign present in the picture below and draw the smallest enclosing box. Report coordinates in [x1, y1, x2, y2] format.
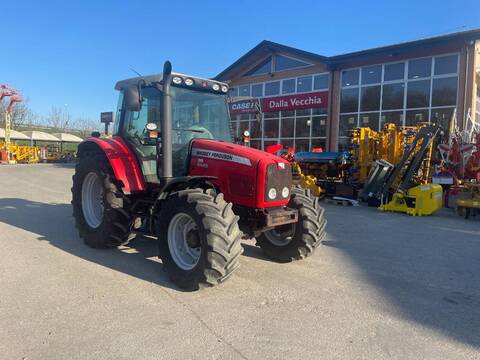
[228, 98, 261, 115]
[261, 91, 328, 112]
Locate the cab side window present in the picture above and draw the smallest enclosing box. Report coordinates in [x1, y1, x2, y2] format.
[124, 87, 162, 141]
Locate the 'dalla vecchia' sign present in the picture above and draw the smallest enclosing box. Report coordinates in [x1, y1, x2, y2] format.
[261, 91, 328, 113]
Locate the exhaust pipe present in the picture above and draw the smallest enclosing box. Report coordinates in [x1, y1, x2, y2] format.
[161, 61, 173, 179]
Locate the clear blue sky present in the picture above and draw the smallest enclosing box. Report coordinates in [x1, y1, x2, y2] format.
[1, 0, 478, 121]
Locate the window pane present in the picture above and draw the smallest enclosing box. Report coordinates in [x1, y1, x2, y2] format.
[281, 117, 294, 137]
[380, 111, 404, 128]
[405, 109, 429, 126]
[311, 116, 327, 137]
[250, 120, 262, 138]
[407, 80, 430, 108]
[340, 88, 359, 113]
[314, 74, 329, 90]
[382, 83, 405, 110]
[239, 113, 250, 120]
[264, 111, 279, 119]
[296, 109, 311, 116]
[238, 121, 249, 136]
[434, 55, 458, 75]
[230, 121, 238, 137]
[431, 107, 455, 131]
[295, 117, 311, 137]
[339, 114, 358, 137]
[311, 138, 326, 151]
[295, 139, 310, 152]
[264, 119, 279, 138]
[338, 137, 350, 152]
[408, 58, 432, 79]
[281, 110, 294, 117]
[297, 76, 312, 92]
[359, 112, 380, 131]
[274, 55, 310, 72]
[250, 140, 261, 149]
[239, 85, 250, 97]
[342, 69, 359, 87]
[361, 65, 382, 84]
[282, 79, 295, 94]
[360, 85, 381, 111]
[251, 84, 263, 97]
[245, 57, 272, 76]
[312, 107, 327, 115]
[265, 81, 280, 96]
[432, 76, 457, 106]
[384, 62, 405, 81]
[229, 87, 238, 97]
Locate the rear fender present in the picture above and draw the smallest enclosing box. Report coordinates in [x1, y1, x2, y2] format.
[77, 137, 146, 194]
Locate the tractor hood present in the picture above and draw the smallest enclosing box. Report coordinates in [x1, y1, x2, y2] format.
[190, 139, 288, 168]
[189, 139, 291, 209]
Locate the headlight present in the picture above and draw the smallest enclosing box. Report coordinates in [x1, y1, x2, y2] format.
[282, 187, 289, 198]
[268, 188, 277, 200]
[221, 85, 228, 93]
[172, 76, 182, 84]
[212, 83, 220, 91]
[185, 78, 194, 86]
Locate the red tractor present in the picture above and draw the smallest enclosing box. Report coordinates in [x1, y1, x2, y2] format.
[72, 62, 326, 290]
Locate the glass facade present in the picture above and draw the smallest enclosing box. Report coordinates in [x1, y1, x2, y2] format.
[230, 73, 329, 151]
[338, 53, 459, 150]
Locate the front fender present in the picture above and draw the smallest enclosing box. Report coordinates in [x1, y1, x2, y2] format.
[77, 136, 145, 194]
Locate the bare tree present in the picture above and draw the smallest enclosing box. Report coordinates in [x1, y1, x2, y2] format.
[74, 117, 102, 137]
[0, 97, 37, 129]
[47, 106, 72, 130]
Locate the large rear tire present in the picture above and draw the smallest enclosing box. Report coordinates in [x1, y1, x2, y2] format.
[256, 186, 326, 262]
[157, 188, 243, 290]
[71, 152, 135, 248]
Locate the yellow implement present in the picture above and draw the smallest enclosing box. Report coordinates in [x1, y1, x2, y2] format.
[380, 184, 443, 216]
[292, 162, 324, 198]
[456, 183, 480, 218]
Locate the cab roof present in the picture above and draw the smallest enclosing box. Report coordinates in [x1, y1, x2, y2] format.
[114, 72, 228, 91]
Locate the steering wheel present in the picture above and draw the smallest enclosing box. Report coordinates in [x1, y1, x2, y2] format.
[180, 125, 214, 143]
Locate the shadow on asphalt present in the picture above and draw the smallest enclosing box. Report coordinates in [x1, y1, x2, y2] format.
[0, 197, 181, 291]
[322, 204, 480, 349]
[2, 197, 480, 347]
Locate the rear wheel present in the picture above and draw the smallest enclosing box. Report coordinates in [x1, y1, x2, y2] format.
[257, 186, 326, 262]
[71, 152, 135, 248]
[157, 188, 243, 290]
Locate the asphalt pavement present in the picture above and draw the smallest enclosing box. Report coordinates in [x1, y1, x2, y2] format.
[1, 164, 479, 360]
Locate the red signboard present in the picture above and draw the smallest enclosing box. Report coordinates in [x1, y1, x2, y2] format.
[261, 91, 328, 113]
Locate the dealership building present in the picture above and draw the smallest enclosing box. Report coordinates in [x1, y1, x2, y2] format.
[215, 29, 480, 151]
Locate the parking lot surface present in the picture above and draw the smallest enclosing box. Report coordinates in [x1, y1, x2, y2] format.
[1, 164, 479, 360]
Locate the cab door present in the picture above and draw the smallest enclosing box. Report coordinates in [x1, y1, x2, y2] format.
[121, 87, 162, 183]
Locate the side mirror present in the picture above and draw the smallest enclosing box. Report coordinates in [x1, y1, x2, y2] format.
[124, 85, 142, 112]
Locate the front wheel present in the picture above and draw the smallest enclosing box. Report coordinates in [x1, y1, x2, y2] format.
[157, 188, 243, 290]
[256, 186, 326, 262]
[71, 152, 135, 248]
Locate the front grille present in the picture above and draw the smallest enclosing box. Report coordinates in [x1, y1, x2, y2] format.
[265, 163, 292, 202]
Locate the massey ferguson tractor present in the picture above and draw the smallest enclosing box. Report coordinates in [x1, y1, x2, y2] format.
[71, 61, 326, 290]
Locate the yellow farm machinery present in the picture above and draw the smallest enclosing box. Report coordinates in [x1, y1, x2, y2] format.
[359, 124, 443, 216]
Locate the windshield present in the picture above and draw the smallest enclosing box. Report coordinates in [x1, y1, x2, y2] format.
[171, 86, 232, 143]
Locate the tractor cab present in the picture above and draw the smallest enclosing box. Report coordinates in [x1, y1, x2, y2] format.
[114, 70, 232, 182]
